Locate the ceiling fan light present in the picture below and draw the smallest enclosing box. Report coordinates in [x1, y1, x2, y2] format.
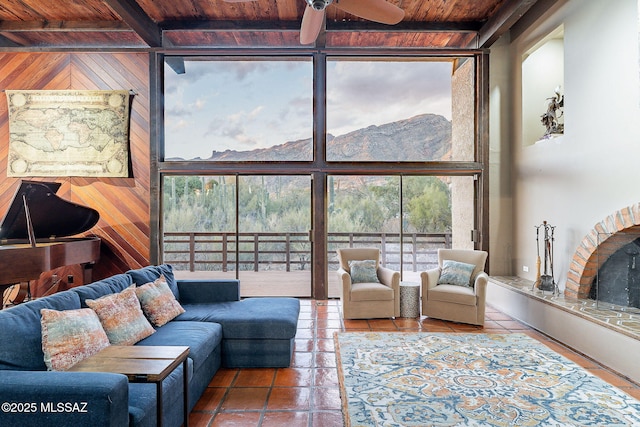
[307, 0, 331, 11]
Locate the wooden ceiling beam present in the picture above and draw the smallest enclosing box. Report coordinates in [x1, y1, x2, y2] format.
[161, 20, 302, 32]
[510, 0, 560, 42]
[476, 0, 540, 48]
[102, 0, 162, 47]
[0, 20, 131, 32]
[327, 21, 482, 33]
[160, 20, 482, 33]
[0, 33, 20, 47]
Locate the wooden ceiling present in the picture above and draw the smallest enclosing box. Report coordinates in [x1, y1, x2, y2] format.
[0, 0, 542, 50]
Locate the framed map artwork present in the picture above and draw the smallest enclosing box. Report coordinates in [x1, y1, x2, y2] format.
[5, 90, 131, 177]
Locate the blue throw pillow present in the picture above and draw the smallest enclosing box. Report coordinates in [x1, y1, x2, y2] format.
[438, 260, 475, 287]
[349, 260, 380, 284]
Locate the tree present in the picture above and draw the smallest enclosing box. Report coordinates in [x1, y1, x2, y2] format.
[406, 179, 451, 232]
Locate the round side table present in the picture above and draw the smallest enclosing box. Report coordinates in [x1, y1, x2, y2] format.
[399, 281, 420, 318]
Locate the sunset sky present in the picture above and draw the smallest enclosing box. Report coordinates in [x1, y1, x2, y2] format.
[164, 58, 452, 160]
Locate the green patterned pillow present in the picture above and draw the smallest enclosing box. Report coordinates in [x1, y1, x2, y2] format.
[438, 260, 475, 287]
[349, 260, 380, 284]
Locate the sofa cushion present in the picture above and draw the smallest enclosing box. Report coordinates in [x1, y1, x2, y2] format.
[86, 286, 155, 345]
[40, 308, 110, 371]
[178, 298, 300, 340]
[429, 284, 477, 305]
[135, 276, 185, 327]
[1, 370, 130, 427]
[350, 282, 394, 301]
[72, 273, 134, 307]
[135, 321, 222, 373]
[127, 359, 191, 427]
[0, 291, 81, 371]
[128, 264, 179, 300]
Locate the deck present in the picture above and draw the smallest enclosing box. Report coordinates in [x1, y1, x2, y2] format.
[173, 269, 423, 298]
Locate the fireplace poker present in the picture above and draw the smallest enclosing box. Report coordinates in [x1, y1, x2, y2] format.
[538, 221, 557, 294]
[533, 225, 541, 291]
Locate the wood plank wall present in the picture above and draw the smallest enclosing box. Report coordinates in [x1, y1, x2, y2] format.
[0, 52, 151, 296]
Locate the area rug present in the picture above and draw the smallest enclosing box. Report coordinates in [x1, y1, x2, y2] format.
[335, 332, 640, 426]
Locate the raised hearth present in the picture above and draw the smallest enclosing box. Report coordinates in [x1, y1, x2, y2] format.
[491, 276, 640, 341]
[489, 275, 640, 384]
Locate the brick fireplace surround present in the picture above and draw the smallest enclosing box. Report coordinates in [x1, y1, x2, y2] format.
[566, 203, 640, 299]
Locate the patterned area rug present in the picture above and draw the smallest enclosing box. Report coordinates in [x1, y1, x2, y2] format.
[335, 332, 640, 426]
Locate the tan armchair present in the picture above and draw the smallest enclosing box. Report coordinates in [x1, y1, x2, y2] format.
[336, 248, 400, 319]
[421, 249, 489, 326]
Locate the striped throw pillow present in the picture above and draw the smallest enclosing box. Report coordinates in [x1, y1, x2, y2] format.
[437, 260, 475, 287]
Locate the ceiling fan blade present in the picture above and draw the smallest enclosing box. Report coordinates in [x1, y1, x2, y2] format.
[333, 0, 405, 25]
[300, 6, 325, 45]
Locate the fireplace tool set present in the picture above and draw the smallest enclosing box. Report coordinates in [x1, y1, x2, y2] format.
[533, 221, 559, 295]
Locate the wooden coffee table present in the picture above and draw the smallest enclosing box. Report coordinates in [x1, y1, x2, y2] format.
[69, 345, 190, 427]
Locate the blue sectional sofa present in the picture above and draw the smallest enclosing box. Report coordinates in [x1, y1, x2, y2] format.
[0, 264, 300, 427]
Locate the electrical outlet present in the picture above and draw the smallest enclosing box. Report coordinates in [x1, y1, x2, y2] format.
[522, 265, 529, 272]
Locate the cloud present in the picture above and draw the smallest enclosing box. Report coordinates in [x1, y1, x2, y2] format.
[165, 99, 206, 118]
[193, 98, 206, 110]
[220, 121, 258, 146]
[226, 61, 270, 80]
[169, 118, 192, 131]
[204, 107, 267, 148]
[329, 61, 451, 108]
[183, 60, 270, 82]
[165, 105, 191, 117]
[327, 61, 453, 134]
[247, 105, 264, 119]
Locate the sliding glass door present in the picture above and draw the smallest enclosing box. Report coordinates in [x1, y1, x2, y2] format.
[237, 175, 311, 297]
[327, 175, 474, 298]
[162, 174, 311, 297]
[163, 175, 237, 279]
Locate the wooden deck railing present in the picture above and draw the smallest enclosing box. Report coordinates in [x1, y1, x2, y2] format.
[163, 231, 451, 272]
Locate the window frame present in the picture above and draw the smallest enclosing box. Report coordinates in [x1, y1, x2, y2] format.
[151, 49, 489, 299]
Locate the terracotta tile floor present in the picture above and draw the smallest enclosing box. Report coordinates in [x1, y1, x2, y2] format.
[187, 300, 640, 427]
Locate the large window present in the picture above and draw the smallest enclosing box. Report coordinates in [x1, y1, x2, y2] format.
[164, 57, 313, 161]
[326, 58, 473, 162]
[159, 53, 484, 298]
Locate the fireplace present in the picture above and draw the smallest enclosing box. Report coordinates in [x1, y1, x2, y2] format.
[565, 203, 640, 312]
[589, 238, 640, 310]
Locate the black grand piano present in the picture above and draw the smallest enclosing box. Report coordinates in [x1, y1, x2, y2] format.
[0, 180, 101, 306]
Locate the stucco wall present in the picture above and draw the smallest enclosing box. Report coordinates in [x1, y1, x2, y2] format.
[451, 58, 476, 250]
[489, 0, 640, 288]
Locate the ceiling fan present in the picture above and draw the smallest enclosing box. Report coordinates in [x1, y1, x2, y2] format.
[223, 0, 405, 45]
[299, 0, 405, 44]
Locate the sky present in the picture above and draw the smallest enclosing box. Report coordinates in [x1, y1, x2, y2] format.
[164, 58, 452, 160]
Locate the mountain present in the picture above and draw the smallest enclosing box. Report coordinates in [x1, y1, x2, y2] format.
[171, 113, 451, 162]
[326, 113, 451, 162]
